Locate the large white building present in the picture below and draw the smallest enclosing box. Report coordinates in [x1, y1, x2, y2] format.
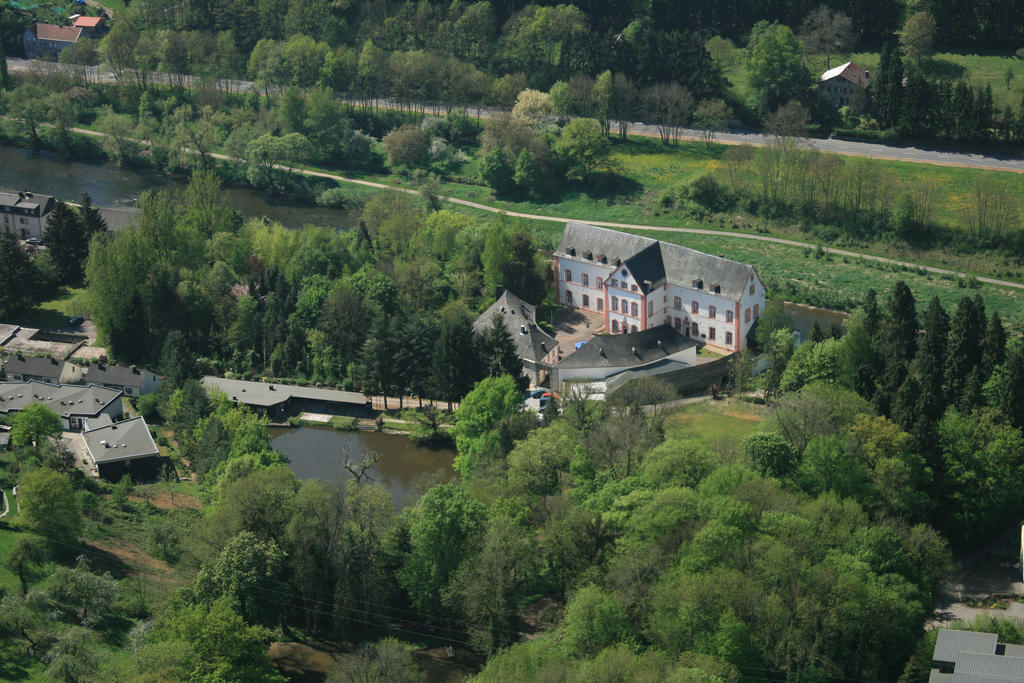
[554, 222, 766, 352]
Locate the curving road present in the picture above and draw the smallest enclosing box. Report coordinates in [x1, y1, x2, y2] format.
[8, 57, 1024, 173]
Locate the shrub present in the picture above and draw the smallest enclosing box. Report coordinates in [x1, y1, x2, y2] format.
[315, 186, 359, 208]
[688, 174, 733, 212]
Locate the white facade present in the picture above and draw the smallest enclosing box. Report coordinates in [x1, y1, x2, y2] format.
[554, 229, 766, 353]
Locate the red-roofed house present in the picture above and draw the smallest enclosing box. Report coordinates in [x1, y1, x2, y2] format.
[23, 23, 82, 59]
[70, 15, 107, 38]
[818, 61, 870, 108]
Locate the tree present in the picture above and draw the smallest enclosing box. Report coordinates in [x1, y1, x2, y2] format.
[747, 22, 812, 114]
[451, 375, 523, 476]
[744, 431, 798, 478]
[10, 403, 62, 448]
[554, 118, 610, 181]
[445, 514, 536, 652]
[4, 536, 47, 595]
[0, 232, 42, 319]
[981, 312, 1006, 380]
[49, 557, 119, 626]
[480, 146, 515, 194]
[799, 7, 855, 70]
[44, 201, 89, 285]
[873, 43, 904, 129]
[18, 468, 82, 545]
[140, 598, 286, 682]
[511, 89, 553, 125]
[559, 584, 634, 657]
[398, 483, 485, 616]
[382, 124, 430, 170]
[693, 99, 732, 146]
[327, 638, 425, 683]
[194, 530, 286, 626]
[44, 626, 107, 682]
[430, 308, 481, 411]
[160, 329, 199, 390]
[479, 314, 526, 391]
[0, 35, 9, 90]
[900, 12, 936, 63]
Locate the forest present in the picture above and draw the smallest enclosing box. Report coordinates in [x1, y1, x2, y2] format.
[1, 166, 1024, 678]
[1, 0, 1024, 678]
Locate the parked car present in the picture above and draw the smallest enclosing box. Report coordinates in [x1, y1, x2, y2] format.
[68, 316, 85, 327]
[24, 237, 43, 246]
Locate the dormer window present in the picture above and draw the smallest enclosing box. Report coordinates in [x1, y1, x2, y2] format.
[568, 247, 576, 256]
[712, 285, 721, 294]
[693, 279, 703, 290]
[584, 251, 593, 260]
[599, 255, 607, 264]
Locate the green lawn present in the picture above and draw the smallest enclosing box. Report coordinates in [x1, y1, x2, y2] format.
[850, 51, 1024, 111]
[664, 399, 769, 452]
[10, 287, 87, 330]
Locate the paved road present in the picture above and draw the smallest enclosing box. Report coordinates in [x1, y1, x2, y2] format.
[8, 57, 1024, 172]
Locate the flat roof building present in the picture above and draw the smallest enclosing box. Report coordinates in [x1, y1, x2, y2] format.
[81, 416, 161, 480]
[201, 376, 369, 418]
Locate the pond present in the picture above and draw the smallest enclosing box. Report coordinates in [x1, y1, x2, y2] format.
[0, 145, 359, 230]
[268, 426, 456, 508]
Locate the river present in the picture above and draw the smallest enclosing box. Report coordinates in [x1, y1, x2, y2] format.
[783, 301, 848, 342]
[0, 145, 359, 230]
[268, 426, 456, 508]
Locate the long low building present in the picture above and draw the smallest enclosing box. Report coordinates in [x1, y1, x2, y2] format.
[0, 380, 123, 430]
[201, 376, 370, 417]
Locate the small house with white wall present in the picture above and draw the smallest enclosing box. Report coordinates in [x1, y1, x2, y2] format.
[554, 222, 765, 353]
[84, 363, 162, 397]
[818, 62, 870, 108]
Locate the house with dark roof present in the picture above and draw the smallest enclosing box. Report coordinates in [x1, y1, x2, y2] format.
[84, 363, 162, 397]
[818, 61, 870, 109]
[0, 380, 122, 430]
[22, 23, 82, 59]
[0, 191, 55, 240]
[473, 290, 560, 386]
[81, 416, 162, 480]
[3, 353, 85, 385]
[555, 222, 765, 352]
[552, 326, 697, 389]
[930, 627, 1024, 681]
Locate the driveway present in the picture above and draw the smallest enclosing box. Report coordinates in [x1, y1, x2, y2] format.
[551, 307, 605, 358]
[932, 527, 1024, 626]
[63, 431, 98, 477]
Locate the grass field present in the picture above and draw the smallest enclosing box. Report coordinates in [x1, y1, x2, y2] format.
[10, 287, 87, 329]
[664, 399, 769, 453]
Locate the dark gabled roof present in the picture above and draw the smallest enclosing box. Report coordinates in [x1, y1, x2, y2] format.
[934, 630, 998, 665]
[623, 242, 666, 293]
[556, 325, 695, 370]
[83, 416, 159, 464]
[556, 221, 656, 265]
[3, 354, 64, 378]
[0, 380, 122, 418]
[86, 363, 152, 389]
[556, 222, 758, 299]
[659, 240, 756, 299]
[473, 290, 558, 364]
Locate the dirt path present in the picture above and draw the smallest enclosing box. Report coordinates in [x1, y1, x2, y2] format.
[21, 119, 1024, 293]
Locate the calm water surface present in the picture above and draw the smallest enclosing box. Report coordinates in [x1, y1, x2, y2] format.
[0, 145, 359, 229]
[783, 301, 848, 342]
[268, 426, 456, 508]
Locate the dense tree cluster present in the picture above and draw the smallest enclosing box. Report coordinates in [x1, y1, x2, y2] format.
[80, 171, 543, 400]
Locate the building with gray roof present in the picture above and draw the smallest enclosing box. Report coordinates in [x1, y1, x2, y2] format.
[81, 416, 161, 479]
[552, 326, 697, 389]
[202, 376, 369, 418]
[0, 380, 123, 431]
[0, 191, 55, 240]
[554, 222, 765, 352]
[931, 628, 1024, 682]
[473, 290, 560, 386]
[3, 353, 86, 385]
[84, 363, 162, 397]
